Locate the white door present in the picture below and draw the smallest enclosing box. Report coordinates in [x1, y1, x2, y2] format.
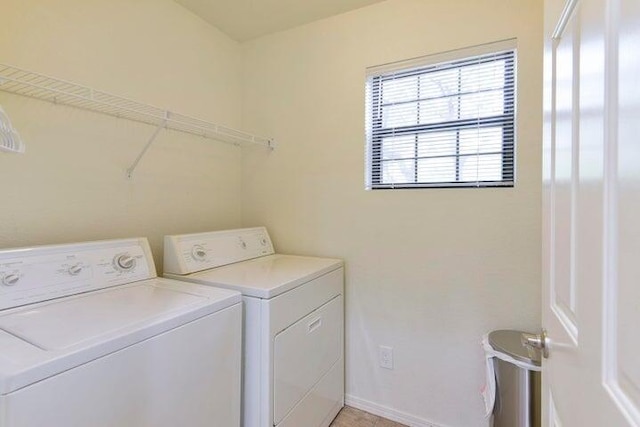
[542, 0, 640, 425]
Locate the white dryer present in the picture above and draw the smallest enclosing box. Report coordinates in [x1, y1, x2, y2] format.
[163, 227, 344, 427]
[0, 238, 242, 427]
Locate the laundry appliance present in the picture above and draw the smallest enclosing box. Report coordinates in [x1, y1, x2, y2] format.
[0, 238, 242, 427]
[163, 227, 344, 427]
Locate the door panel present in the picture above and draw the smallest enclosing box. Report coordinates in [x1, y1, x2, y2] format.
[548, 393, 562, 427]
[551, 5, 579, 341]
[543, 0, 640, 425]
[603, 0, 640, 422]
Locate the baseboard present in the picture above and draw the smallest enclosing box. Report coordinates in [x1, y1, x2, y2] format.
[345, 394, 450, 427]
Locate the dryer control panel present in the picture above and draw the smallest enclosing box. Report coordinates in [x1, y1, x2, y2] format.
[164, 227, 274, 275]
[0, 238, 155, 310]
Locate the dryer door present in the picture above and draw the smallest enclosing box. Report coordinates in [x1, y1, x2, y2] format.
[273, 295, 342, 424]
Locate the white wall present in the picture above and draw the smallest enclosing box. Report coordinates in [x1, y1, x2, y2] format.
[0, 0, 244, 268]
[240, 1, 543, 426]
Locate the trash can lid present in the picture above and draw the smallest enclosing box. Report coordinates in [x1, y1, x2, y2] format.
[488, 329, 541, 366]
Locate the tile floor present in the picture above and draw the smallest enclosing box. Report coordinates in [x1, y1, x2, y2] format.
[330, 406, 406, 427]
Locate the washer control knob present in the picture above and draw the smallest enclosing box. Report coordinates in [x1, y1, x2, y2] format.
[115, 254, 136, 271]
[239, 238, 247, 249]
[191, 245, 207, 261]
[2, 273, 20, 286]
[260, 238, 267, 246]
[68, 263, 83, 276]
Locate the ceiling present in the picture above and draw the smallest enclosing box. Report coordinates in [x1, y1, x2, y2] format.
[175, 0, 387, 42]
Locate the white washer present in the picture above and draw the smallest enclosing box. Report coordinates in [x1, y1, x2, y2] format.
[163, 227, 344, 427]
[0, 238, 242, 427]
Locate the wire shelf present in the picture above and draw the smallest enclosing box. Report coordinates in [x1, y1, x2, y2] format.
[0, 63, 274, 148]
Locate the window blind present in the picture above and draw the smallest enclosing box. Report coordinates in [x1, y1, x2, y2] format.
[365, 41, 516, 189]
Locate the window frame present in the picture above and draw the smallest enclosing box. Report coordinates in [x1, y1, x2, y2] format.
[365, 41, 517, 190]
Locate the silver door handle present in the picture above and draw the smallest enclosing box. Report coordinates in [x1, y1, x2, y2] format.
[521, 329, 549, 359]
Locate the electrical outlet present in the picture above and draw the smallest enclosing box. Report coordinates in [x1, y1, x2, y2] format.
[379, 345, 394, 369]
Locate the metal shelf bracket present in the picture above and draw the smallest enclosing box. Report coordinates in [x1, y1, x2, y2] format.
[126, 116, 168, 178]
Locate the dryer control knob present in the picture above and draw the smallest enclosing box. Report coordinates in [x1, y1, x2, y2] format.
[191, 245, 207, 261]
[2, 273, 20, 286]
[115, 254, 136, 271]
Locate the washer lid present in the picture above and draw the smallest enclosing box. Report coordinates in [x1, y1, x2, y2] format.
[488, 329, 541, 366]
[184, 254, 343, 299]
[0, 278, 241, 394]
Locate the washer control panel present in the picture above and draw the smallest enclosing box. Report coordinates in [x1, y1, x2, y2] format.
[164, 227, 274, 275]
[0, 238, 154, 310]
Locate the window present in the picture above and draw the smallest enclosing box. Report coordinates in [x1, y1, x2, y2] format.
[365, 40, 516, 189]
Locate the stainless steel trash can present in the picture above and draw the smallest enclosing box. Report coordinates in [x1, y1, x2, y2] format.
[489, 330, 541, 427]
